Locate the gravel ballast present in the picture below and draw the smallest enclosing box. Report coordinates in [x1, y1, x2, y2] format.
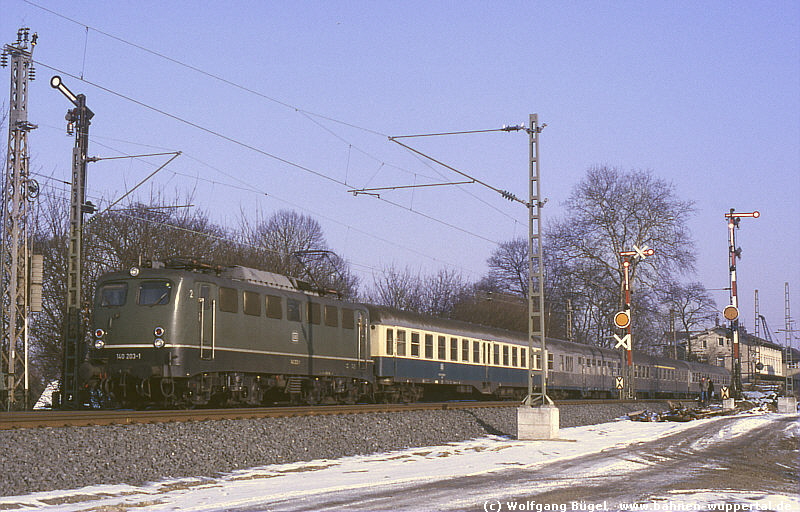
[0, 401, 680, 496]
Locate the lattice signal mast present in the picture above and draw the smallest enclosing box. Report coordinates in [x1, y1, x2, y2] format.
[1, 28, 38, 410]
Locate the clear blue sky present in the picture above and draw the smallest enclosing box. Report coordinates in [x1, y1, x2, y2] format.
[3, 1, 799, 343]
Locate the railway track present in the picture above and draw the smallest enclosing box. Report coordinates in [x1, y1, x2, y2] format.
[0, 399, 688, 430]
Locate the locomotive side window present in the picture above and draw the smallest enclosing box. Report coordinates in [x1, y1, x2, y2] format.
[437, 336, 446, 360]
[386, 329, 394, 355]
[341, 308, 354, 329]
[307, 302, 321, 324]
[219, 287, 238, 313]
[243, 290, 261, 316]
[424, 334, 433, 359]
[287, 299, 301, 322]
[324, 305, 338, 327]
[138, 281, 172, 306]
[266, 295, 282, 319]
[98, 282, 127, 306]
[411, 332, 420, 357]
[396, 330, 406, 356]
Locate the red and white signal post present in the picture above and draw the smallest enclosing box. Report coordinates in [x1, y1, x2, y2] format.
[615, 245, 654, 399]
[724, 209, 759, 398]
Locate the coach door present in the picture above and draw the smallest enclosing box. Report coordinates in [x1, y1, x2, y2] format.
[196, 282, 216, 360]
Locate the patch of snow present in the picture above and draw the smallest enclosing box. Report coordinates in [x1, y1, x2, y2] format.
[1, 413, 795, 512]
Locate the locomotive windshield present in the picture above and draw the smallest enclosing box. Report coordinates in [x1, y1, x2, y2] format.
[97, 282, 128, 307]
[138, 280, 172, 306]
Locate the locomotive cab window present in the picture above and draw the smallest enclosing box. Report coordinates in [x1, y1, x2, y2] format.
[138, 281, 172, 306]
[98, 282, 127, 307]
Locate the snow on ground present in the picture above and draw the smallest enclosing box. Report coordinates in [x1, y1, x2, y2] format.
[1, 412, 796, 512]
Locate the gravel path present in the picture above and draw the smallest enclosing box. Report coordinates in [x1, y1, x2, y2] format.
[0, 401, 678, 496]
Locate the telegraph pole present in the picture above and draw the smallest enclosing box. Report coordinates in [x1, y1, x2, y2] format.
[1, 28, 38, 410]
[51, 75, 94, 407]
[723, 209, 759, 399]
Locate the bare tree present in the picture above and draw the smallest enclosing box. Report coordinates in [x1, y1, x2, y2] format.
[546, 166, 697, 349]
[237, 209, 358, 297]
[366, 265, 425, 312]
[486, 238, 528, 298]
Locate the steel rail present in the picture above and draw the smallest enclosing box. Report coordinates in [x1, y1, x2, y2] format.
[0, 399, 690, 430]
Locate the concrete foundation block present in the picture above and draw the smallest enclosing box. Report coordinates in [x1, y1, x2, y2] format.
[777, 396, 797, 414]
[517, 405, 559, 440]
[722, 398, 735, 410]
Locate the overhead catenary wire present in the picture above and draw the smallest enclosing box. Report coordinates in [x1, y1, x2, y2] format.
[33, 62, 509, 248]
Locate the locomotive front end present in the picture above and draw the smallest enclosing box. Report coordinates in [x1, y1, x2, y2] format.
[85, 267, 186, 407]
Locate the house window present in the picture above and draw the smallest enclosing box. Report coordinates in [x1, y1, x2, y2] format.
[716, 355, 725, 367]
[702, 339, 708, 349]
[718, 337, 725, 346]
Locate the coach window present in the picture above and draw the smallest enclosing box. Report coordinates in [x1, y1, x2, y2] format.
[411, 332, 421, 357]
[462, 339, 470, 362]
[341, 308, 354, 329]
[266, 295, 283, 319]
[307, 302, 321, 325]
[450, 338, 459, 361]
[502, 345, 509, 366]
[287, 299, 301, 322]
[386, 328, 394, 356]
[243, 290, 261, 316]
[424, 334, 433, 359]
[512, 347, 518, 367]
[139, 281, 172, 306]
[520, 348, 527, 367]
[324, 305, 338, 327]
[493, 344, 500, 366]
[218, 286, 237, 313]
[396, 330, 406, 356]
[98, 282, 127, 306]
[438, 336, 446, 360]
[473, 341, 481, 364]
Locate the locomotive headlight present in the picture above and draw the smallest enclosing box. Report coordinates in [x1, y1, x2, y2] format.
[154, 326, 165, 337]
[94, 328, 105, 338]
[94, 339, 105, 349]
[153, 338, 166, 349]
[129, 266, 140, 277]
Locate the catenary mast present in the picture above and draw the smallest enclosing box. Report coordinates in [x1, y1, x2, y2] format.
[1, 28, 38, 410]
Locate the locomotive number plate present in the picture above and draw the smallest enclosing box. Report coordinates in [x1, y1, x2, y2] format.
[116, 353, 142, 360]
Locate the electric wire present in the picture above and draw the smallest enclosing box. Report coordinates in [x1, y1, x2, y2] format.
[33, 62, 509, 247]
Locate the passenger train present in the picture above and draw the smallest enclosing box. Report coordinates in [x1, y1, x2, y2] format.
[81, 259, 730, 408]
